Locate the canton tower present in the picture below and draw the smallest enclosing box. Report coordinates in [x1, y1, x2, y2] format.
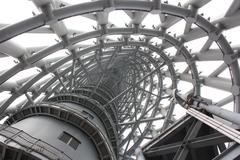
[0, 0, 240, 160]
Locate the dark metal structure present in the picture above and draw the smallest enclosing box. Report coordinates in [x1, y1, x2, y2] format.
[0, 0, 240, 159]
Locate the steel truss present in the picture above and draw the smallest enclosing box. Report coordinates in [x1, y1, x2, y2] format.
[0, 0, 240, 159]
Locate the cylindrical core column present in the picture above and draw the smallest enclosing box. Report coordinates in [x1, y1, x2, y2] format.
[0, 84, 118, 160]
[12, 116, 100, 160]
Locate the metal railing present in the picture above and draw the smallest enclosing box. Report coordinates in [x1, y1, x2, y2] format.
[0, 125, 72, 160]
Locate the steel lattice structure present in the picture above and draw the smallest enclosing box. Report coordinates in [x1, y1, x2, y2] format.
[0, 0, 240, 160]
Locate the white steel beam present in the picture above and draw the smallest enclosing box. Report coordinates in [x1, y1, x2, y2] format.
[165, 71, 232, 92]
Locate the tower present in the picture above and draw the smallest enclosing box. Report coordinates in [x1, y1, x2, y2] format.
[0, 0, 240, 160]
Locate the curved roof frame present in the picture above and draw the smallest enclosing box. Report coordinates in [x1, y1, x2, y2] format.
[0, 0, 240, 158]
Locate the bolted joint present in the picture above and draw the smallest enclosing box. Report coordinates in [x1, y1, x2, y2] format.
[31, 88, 39, 96]
[162, 32, 167, 42]
[192, 78, 203, 86]
[41, 3, 57, 25]
[176, 41, 185, 53]
[18, 54, 31, 68]
[53, 70, 59, 77]
[61, 35, 71, 48]
[71, 49, 77, 60]
[165, 59, 172, 66]
[145, 37, 151, 44]
[151, 0, 161, 14]
[199, 77, 204, 83]
[178, 37, 186, 44]
[25, 92, 34, 104]
[186, 55, 197, 65]
[223, 53, 238, 65]
[208, 24, 223, 41]
[173, 73, 180, 80]
[232, 85, 240, 96]
[61, 75, 68, 82]
[54, 91, 60, 95]
[98, 39, 105, 48]
[40, 65, 49, 74]
[191, 55, 197, 61]
[100, 24, 108, 35]
[133, 23, 140, 34]
[11, 87, 21, 96]
[185, 5, 198, 24]
[123, 36, 129, 45]
[45, 89, 50, 95]
[95, 49, 103, 57]
[161, 27, 166, 33]
[115, 46, 122, 53]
